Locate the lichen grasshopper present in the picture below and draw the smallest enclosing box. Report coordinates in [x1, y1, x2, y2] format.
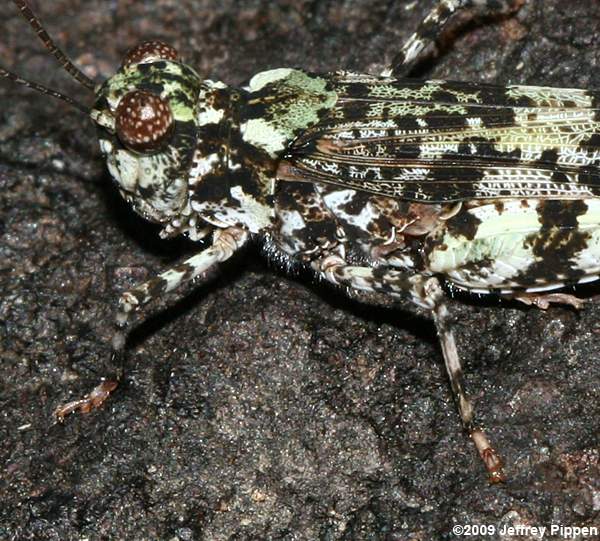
[3, 0, 598, 483]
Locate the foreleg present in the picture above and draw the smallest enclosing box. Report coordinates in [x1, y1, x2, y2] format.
[382, 0, 523, 78]
[55, 227, 249, 420]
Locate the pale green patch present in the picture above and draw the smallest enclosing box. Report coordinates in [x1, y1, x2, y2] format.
[94, 61, 201, 123]
[428, 201, 543, 289]
[241, 69, 337, 157]
[506, 85, 593, 108]
[108, 149, 139, 192]
[242, 118, 287, 154]
[572, 200, 600, 274]
[247, 68, 293, 92]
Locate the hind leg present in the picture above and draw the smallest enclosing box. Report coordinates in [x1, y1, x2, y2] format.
[315, 254, 506, 482]
[382, 0, 523, 77]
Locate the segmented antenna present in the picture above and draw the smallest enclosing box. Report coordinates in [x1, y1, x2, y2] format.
[0, 0, 94, 112]
[0, 67, 89, 113]
[11, 0, 95, 90]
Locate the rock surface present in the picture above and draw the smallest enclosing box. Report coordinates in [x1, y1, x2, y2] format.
[1, 1, 598, 539]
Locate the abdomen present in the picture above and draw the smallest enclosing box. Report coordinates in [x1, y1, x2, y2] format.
[425, 199, 600, 293]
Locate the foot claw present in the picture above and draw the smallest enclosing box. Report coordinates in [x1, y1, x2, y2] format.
[510, 292, 587, 310]
[54, 380, 118, 422]
[471, 428, 506, 483]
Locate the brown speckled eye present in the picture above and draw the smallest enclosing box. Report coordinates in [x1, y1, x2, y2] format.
[122, 40, 179, 67]
[115, 90, 173, 153]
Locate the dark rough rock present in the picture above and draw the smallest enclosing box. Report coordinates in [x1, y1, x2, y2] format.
[1, 1, 599, 540]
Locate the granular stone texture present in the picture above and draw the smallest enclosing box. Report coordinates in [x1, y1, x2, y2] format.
[1, 1, 598, 539]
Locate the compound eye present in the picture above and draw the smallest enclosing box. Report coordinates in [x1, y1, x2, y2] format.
[122, 40, 179, 67]
[115, 90, 174, 153]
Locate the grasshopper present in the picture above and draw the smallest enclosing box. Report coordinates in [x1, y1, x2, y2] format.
[2, 0, 596, 483]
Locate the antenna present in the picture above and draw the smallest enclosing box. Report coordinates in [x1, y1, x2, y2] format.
[0, 67, 90, 113]
[11, 0, 95, 91]
[0, 0, 95, 113]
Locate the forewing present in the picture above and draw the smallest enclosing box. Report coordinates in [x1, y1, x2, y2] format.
[278, 73, 600, 203]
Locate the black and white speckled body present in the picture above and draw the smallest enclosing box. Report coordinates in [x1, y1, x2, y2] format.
[4, 0, 595, 481]
[94, 64, 600, 306]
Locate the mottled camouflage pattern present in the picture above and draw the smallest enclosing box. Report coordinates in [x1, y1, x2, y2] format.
[8, 0, 587, 481]
[85, 6, 598, 479]
[92, 65, 600, 300]
[93, 61, 201, 226]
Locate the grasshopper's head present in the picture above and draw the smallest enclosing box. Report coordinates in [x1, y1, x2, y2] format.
[2, 1, 274, 237]
[1, 2, 227, 238]
[90, 41, 203, 226]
